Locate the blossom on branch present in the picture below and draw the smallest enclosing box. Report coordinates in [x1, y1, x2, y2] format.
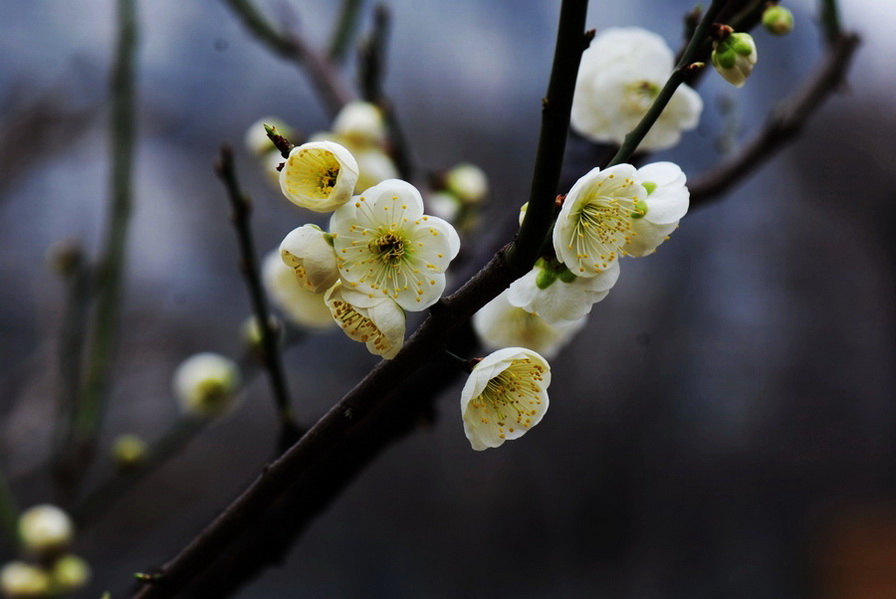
[279, 224, 339, 293]
[571, 27, 702, 151]
[330, 179, 460, 311]
[262, 250, 336, 331]
[460, 347, 551, 451]
[173, 353, 242, 418]
[324, 281, 406, 359]
[712, 31, 758, 88]
[473, 290, 586, 359]
[279, 141, 359, 212]
[626, 161, 690, 256]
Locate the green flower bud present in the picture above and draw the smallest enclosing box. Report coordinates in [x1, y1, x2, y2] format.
[112, 434, 148, 471]
[50, 555, 90, 593]
[762, 5, 794, 36]
[711, 32, 758, 88]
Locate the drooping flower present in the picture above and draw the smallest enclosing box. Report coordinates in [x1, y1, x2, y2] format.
[712, 31, 758, 88]
[172, 353, 242, 418]
[330, 179, 460, 311]
[279, 224, 339, 293]
[507, 258, 620, 325]
[473, 290, 586, 359]
[627, 161, 690, 256]
[571, 27, 702, 151]
[18, 505, 73, 556]
[324, 281, 405, 359]
[553, 164, 645, 276]
[460, 347, 551, 451]
[279, 141, 359, 212]
[262, 250, 336, 330]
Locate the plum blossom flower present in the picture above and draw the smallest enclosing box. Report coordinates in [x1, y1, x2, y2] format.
[279, 141, 359, 212]
[507, 258, 620, 325]
[279, 224, 339, 293]
[18, 505, 73, 555]
[262, 250, 336, 330]
[330, 179, 460, 311]
[626, 161, 689, 256]
[0, 562, 51, 598]
[173, 353, 242, 418]
[332, 100, 387, 146]
[473, 290, 586, 359]
[571, 27, 702, 151]
[460, 347, 551, 451]
[324, 281, 405, 359]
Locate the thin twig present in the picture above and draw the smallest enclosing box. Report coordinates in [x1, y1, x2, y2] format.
[328, 0, 365, 64]
[61, 0, 138, 502]
[689, 32, 860, 208]
[820, 0, 843, 47]
[130, 2, 589, 595]
[0, 465, 20, 551]
[215, 145, 301, 448]
[222, 0, 352, 117]
[607, 0, 727, 167]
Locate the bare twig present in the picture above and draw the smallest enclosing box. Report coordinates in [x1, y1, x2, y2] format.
[328, 0, 365, 63]
[129, 2, 590, 595]
[222, 0, 352, 117]
[215, 145, 301, 448]
[690, 32, 860, 209]
[0, 465, 19, 552]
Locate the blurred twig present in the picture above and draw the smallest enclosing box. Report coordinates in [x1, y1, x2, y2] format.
[222, 0, 352, 117]
[820, 0, 843, 46]
[328, 0, 365, 63]
[57, 0, 138, 503]
[690, 31, 860, 209]
[0, 465, 20, 551]
[215, 145, 301, 448]
[130, 1, 591, 596]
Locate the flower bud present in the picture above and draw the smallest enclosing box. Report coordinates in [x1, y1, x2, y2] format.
[0, 562, 51, 599]
[762, 5, 794, 36]
[332, 101, 387, 147]
[112, 434, 148, 471]
[711, 31, 758, 87]
[172, 353, 241, 418]
[445, 163, 488, 204]
[49, 555, 90, 593]
[18, 505, 73, 557]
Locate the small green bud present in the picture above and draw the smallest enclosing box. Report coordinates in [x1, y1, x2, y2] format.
[762, 5, 794, 36]
[50, 555, 90, 593]
[112, 434, 148, 471]
[711, 32, 757, 87]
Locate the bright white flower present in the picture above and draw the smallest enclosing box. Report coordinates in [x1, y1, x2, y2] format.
[262, 250, 335, 330]
[279, 141, 359, 212]
[332, 101, 387, 146]
[244, 116, 293, 157]
[446, 163, 488, 204]
[279, 224, 339, 293]
[324, 281, 405, 359]
[508, 258, 620, 325]
[330, 179, 460, 311]
[627, 161, 690, 256]
[553, 164, 645, 276]
[50, 555, 90, 593]
[0, 561, 51, 598]
[712, 31, 758, 88]
[18, 505, 73, 556]
[173, 353, 241, 418]
[571, 27, 702, 151]
[473, 290, 586, 359]
[460, 347, 551, 451]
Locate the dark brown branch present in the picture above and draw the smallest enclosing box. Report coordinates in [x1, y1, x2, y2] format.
[215, 145, 301, 447]
[129, 2, 589, 595]
[222, 0, 352, 118]
[689, 32, 860, 209]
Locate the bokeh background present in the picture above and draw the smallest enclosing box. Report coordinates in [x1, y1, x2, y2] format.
[2, 0, 896, 597]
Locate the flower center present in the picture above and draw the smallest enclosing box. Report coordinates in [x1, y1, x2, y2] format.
[623, 80, 660, 116]
[472, 360, 546, 436]
[369, 232, 408, 266]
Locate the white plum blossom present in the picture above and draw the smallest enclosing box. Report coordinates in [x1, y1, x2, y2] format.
[279, 141, 359, 212]
[330, 179, 460, 311]
[18, 505, 73, 555]
[262, 250, 335, 330]
[460, 347, 551, 451]
[473, 290, 586, 359]
[627, 161, 690, 256]
[445, 163, 488, 204]
[508, 258, 620, 325]
[173, 353, 242, 418]
[324, 281, 406, 359]
[0, 562, 51, 598]
[332, 100, 387, 146]
[279, 224, 339, 293]
[571, 27, 702, 151]
[712, 31, 758, 87]
[553, 163, 689, 276]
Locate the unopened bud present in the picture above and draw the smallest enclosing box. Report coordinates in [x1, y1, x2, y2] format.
[112, 434, 148, 471]
[712, 32, 758, 87]
[50, 555, 90, 593]
[445, 163, 488, 204]
[172, 353, 242, 418]
[0, 562, 51, 599]
[762, 5, 794, 36]
[18, 505, 73, 557]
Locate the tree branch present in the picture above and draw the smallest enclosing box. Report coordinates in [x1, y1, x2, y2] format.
[689, 32, 860, 209]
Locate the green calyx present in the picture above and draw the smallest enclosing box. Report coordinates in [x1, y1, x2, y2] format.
[534, 258, 576, 288]
[630, 199, 649, 219]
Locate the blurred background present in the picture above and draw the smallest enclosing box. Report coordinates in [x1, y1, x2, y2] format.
[1, 0, 895, 597]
